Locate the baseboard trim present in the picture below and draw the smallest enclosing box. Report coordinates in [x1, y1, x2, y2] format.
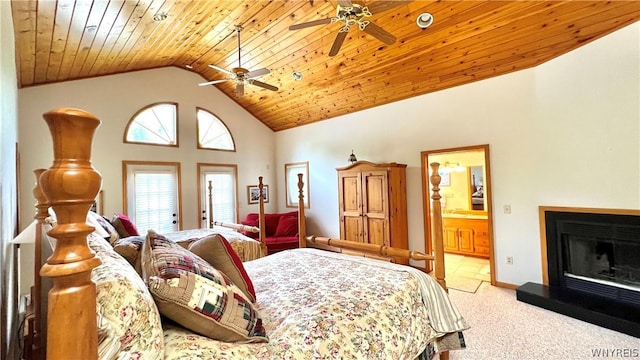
[494, 281, 519, 290]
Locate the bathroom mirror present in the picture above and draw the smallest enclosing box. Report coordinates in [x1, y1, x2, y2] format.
[469, 166, 484, 211]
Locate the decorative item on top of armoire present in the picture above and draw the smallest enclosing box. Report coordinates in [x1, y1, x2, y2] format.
[348, 150, 357, 163]
[336, 161, 408, 264]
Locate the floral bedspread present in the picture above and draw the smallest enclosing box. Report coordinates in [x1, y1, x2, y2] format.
[163, 248, 467, 360]
[162, 226, 263, 261]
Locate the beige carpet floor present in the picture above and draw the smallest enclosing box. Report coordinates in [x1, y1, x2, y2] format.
[446, 282, 639, 359]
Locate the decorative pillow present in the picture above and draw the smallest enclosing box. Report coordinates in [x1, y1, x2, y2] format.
[86, 211, 110, 239]
[140, 230, 267, 343]
[95, 215, 120, 244]
[112, 236, 145, 267]
[111, 213, 139, 238]
[88, 232, 165, 359]
[273, 215, 298, 237]
[187, 234, 256, 302]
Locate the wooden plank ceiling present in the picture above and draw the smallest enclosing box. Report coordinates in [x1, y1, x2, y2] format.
[11, 1, 640, 131]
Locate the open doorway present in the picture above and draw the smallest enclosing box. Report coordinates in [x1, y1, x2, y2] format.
[421, 144, 495, 289]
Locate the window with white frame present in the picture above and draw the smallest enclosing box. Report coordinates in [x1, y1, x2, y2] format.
[124, 102, 178, 146]
[196, 108, 235, 151]
[124, 161, 182, 234]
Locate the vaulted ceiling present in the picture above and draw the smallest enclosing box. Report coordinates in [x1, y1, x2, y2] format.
[10, 1, 640, 131]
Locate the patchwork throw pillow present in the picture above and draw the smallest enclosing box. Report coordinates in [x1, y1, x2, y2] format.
[187, 234, 256, 302]
[140, 230, 267, 343]
[111, 213, 139, 238]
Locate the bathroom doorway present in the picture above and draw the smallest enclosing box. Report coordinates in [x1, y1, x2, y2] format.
[421, 144, 495, 287]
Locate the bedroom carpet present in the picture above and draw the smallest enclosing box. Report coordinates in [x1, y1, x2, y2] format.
[446, 282, 639, 359]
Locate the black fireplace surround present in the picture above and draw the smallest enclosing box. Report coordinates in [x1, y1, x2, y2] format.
[517, 209, 640, 338]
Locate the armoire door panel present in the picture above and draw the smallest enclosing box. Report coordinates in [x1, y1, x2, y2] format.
[362, 171, 387, 216]
[343, 216, 364, 242]
[365, 217, 387, 246]
[340, 176, 361, 213]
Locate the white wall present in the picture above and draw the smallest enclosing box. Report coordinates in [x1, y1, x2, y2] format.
[275, 22, 640, 286]
[1, 0, 19, 356]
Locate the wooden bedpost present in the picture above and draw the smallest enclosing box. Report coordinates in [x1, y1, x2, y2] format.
[39, 108, 102, 360]
[258, 176, 268, 256]
[429, 162, 447, 291]
[297, 173, 306, 248]
[31, 169, 48, 359]
[208, 180, 214, 229]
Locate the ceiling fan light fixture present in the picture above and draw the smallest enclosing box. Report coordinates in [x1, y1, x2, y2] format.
[416, 13, 434, 29]
[292, 71, 303, 81]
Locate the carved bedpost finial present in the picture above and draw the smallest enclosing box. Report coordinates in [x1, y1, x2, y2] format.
[297, 173, 306, 248]
[39, 108, 102, 360]
[429, 162, 447, 291]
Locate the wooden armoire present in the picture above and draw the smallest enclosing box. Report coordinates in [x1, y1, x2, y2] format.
[337, 161, 408, 253]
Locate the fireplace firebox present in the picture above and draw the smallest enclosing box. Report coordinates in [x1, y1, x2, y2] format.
[516, 207, 640, 338]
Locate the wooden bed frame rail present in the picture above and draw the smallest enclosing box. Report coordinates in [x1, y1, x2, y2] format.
[29, 108, 449, 360]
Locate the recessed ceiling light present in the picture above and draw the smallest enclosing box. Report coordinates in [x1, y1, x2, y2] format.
[153, 12, 168, 21]
[292, 71, 303, 81]
[86, 25, 98, 32]
[416, 13, 434, 29]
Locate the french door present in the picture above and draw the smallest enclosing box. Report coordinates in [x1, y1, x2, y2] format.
[123, 161, 182, 234]
[197, 163, 238, 228]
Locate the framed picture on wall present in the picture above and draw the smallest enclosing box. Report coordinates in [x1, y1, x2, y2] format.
[247, 185, 269, 205]
[285, 161, 309, 208]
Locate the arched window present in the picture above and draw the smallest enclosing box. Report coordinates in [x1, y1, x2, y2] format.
[124, 102, 178, 146]
[197, 107, 235, 151]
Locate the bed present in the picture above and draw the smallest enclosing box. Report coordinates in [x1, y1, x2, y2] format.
[25, 108, 467, 360]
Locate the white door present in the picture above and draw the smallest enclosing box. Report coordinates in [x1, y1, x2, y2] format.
[198, 164, 238, 228]
[124, 162, 181, 234]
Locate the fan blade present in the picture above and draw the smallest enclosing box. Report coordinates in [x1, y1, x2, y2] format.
[247, 68, 270, 78]
[365, 1, 408, 14]
[250, 80, 278, 92]
[337, 0, 352, 8]
[329, 30, 348, 57]
[208, 64, 234, 76]
[290, 18, 333, 30]
[198, 79, 233, 86]
[236, 83, 245, 97]
[362, 22, 396, 45]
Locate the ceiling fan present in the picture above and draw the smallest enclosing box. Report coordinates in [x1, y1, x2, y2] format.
[289, 0, 405, 56]
[198, 25, 278, 97]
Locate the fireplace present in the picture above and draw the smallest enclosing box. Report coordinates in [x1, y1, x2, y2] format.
[516, 207, 640, 338]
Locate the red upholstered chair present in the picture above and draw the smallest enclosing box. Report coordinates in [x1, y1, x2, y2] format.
[241, 211, 299, 255]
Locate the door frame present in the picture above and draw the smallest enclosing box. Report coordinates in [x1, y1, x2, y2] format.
[420, 144, 496, 286]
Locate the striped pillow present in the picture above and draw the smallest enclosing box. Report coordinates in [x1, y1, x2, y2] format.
[140, 230, 268, 343]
